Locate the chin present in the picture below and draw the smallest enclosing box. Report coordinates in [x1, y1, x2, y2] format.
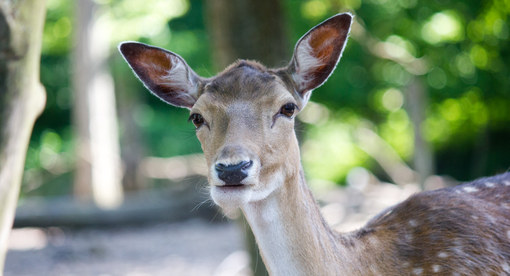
[209, 172, 285, 217]
[210, 185, 252, 217]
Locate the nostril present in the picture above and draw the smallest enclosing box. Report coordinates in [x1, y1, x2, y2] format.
[215, 163, 228, 172]
[240, 160, 253, 170]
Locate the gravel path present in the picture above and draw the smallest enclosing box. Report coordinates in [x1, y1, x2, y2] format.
[5, 219, 250, 276]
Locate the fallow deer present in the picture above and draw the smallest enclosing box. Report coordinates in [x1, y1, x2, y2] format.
[119, 13, 510, 276]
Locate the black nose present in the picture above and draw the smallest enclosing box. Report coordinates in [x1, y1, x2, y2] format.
[215, 160, 253, 185]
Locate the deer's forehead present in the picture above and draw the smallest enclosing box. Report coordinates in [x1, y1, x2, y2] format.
[204, 61, 290, 98]
[194, 88, 292, 117]
[194, 64, 294, 113]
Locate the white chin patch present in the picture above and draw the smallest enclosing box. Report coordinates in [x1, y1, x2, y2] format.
[210, 186, 252, 216]
[208, 161, 261, 215]
[209, 170, 285, 217]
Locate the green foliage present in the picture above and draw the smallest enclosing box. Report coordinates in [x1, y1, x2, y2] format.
[43, 0, 72, 54]
[290, 0, 510, 182]
[24, 0, 510, 197]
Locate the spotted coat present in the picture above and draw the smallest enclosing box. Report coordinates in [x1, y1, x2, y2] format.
[359, 173, 510, 275]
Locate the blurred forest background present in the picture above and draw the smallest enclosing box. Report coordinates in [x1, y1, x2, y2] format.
[25, 0, 509, 202]
[4, 0, 510, 274]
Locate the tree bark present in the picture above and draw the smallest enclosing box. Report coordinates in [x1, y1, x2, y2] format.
[205, 1, 289, 274]
[0, 0, 47, 270]
[72, 0, 123, 208]
[406, 77, 434, 189]
[113, 56, 147, 191]
[205, 0, 289, 68]
[73, 0, 94, 200]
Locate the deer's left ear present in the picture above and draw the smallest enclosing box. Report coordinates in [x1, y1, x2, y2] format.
[286, 13, 352, 101]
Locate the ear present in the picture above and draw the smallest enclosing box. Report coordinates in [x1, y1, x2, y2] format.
[118, 42, 201, 109]
[287, 13, 352, 101]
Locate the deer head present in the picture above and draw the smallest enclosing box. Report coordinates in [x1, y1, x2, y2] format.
[119, 13, 352, 215]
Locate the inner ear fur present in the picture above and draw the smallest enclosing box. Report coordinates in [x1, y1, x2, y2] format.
[286, 13, 353, 98]
[119, 42, 201, 109]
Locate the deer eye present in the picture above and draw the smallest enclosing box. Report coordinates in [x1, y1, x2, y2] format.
[189, 113, 205, 129]
[279, 103, 297, 118]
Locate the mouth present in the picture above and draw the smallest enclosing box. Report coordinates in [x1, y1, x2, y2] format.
[216, 183, 248, 191]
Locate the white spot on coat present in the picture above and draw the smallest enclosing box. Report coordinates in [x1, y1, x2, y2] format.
[453, 246, 464, 256]
[437, 252, 449, 258]
[432, 264, 441, 273]
[486, 214, 497, 223]
[485, 182, 495, 187]
[503, 262, 510, 273]
[412, 267, 423, 275]
[405, 233, 413, 241]
[463, 186, 478, 193]
[409, 220, 418, 227]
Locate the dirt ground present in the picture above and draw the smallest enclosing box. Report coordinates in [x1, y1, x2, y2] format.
[6, 169, 438, 276]
[5, 219, 250, 276]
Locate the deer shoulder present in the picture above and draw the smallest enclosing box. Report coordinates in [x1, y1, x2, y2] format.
[355, 172, 510, 275]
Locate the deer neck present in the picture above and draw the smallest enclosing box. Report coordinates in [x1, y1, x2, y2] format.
[241, 166, 356, 275]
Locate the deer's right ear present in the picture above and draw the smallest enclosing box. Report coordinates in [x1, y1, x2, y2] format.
[119, 42, 201, 109]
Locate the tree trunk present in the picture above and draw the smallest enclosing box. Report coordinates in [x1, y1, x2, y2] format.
[73, 0, 93, 200]
[205, 1, 289, 274]
[406, 77, 434, 189]
[205, 0, 289, 68]
[72, 0, 123, 208]
[113, 56, 147, 191]
[0, 0, 47, 270]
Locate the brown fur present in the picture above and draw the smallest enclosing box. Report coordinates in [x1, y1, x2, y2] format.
[361, 173, 510, 275]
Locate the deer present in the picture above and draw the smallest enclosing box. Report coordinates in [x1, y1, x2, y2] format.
[119, 13, 510, 276]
